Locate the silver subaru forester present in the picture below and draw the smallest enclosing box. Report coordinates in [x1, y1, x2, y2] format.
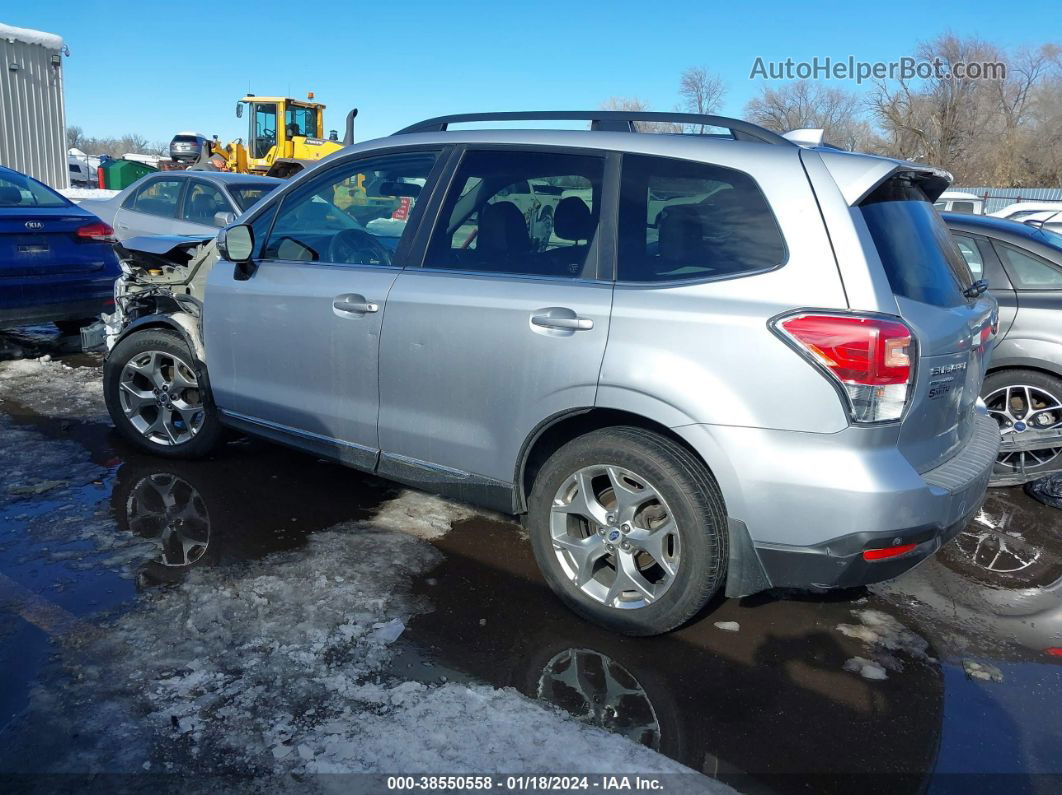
[102, 111, 1000, 635]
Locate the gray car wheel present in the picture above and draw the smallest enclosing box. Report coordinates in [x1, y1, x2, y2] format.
[983, 369, 1062, 475]
[104, 329, 223, 458]
[529, 426, 727, 636]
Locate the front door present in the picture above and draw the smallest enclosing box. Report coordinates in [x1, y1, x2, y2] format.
[204, 149, 442, 467]
[378, 148, 613, 490]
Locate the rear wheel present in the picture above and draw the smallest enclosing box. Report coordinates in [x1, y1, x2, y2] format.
[528, 427, 727, 636]
[104, 329, 223, 458]
[983, 369, 1062, 476]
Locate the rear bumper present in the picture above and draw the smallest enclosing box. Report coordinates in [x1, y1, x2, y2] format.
[674, 411, 1000, 594]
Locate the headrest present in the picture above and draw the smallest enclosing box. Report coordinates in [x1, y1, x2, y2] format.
[553, 196, 593, 241]
[478, 201, 530, 253]
[0, 186, 23, 205]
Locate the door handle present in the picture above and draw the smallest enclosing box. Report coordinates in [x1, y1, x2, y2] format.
[531, 314, 593, 331]
[333, 294, 379, 314]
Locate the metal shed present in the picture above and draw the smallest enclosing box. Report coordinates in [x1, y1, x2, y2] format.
[0, 22, 68, 189]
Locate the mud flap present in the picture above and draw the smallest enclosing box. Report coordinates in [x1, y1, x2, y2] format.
[724, 518, 772, 598]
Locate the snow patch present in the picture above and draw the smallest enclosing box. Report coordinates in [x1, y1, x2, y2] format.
[713, 621, 740, 632]
[836, 609, 929, 680]
[0, 23, 63, 50]
[843, 657, 889, 681]
[0, 356, 105, 420]
[59, 187, 120, 203]
[371, 489, 483, 539]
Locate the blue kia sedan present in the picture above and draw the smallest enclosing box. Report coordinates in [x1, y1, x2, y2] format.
[0, 165, 120, 334]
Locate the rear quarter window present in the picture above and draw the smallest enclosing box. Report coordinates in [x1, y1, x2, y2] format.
[860, 177, 973, 307]
[617, 154, 786, 283]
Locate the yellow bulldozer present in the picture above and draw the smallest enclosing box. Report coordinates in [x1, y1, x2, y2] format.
[193, 94, 357, 178]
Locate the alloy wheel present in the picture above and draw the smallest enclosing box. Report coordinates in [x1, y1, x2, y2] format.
[985, 383, 1062, 470]
[549, 465, 680, 609]
[118, 350, 204, 446]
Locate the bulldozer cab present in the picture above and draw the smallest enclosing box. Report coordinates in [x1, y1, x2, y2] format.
[239, 96, 326, 171]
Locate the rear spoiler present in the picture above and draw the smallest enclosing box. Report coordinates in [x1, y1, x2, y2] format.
[811, 148, 952, 205]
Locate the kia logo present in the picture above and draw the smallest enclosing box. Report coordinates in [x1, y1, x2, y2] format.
[25, 221, 43, 230]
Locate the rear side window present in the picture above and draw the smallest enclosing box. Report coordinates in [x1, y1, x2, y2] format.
[617, 154, 786, 283]
[425, 149, 604, 279]
[995, 242, 1062, 289]
[0, 171, 69, 208]
[860, 177, 973, 307]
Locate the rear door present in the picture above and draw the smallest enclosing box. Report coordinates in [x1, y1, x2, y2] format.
[174, 179, 229, 235]
[377, 146, 613, 490]
[859, 180, 997, 472]
[204, 148, 443, 467]
[952, 230, 1017, 337]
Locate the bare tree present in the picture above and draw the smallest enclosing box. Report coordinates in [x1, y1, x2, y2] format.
[599, 97, 680, 133]
[678, 67, 726, 132]
[66, 125, 84, 151]
[869, 34, 1004, 181]
[744, 81, 878, 151]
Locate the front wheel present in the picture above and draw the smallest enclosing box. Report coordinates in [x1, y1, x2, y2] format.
[104, 329, 223, 458]
[528, 427, 728, 636]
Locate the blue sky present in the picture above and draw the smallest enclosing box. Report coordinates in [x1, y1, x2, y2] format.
[4, 1, 1045, 146]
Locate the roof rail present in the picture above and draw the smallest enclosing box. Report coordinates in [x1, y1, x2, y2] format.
[393, 111, 793, 145]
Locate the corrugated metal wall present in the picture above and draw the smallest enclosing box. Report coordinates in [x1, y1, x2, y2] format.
[951, 187, 1062, 214]
[0, 33, 67, 189]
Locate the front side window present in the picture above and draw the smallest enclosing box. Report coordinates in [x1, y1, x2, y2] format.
[263, 151, 437, 265]
[951, 201, 976, 213]
[131, 179, 183, 218]
[617, 154, 786, 283]
[951, 233, 984, 279]
[995, 242, 1062, 289]
[252, 103, 278, 159]
[182, 181, 229, 225]
[425, 149, 604, 279]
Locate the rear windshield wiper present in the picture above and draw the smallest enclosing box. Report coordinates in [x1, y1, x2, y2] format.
[963, 279, 989, 299]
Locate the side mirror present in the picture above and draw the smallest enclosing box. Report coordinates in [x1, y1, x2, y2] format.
[236, 102, 244, 119]
[214, 210, 236, 228]
[218, 224, 254, 263]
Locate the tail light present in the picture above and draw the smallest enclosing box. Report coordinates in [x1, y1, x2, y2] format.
[773, 312, 915, 424]
[76, 221, 115, 242]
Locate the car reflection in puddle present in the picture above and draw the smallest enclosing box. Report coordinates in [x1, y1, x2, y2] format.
[535, 648, 663, 752]
[118, 471, 213, 587]
[107, 442, 397, 589]
[880, 486, 1062, 659]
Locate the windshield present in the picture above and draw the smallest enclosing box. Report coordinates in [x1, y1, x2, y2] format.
[229, 183, 280, 212]
[0, 170, 70, 208]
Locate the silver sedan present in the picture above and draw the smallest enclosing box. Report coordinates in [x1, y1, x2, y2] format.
[79, 171, 282, 241]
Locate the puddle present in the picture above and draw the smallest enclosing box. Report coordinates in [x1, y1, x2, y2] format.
[1, 336, 1061, 788]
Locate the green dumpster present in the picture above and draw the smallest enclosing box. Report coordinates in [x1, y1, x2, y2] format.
[99, 159, 157, 190]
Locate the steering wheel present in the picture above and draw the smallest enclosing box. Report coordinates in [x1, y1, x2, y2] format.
[327, 228, 393, 266]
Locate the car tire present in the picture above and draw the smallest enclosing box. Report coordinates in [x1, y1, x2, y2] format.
[528, 426, 728, 636]
[104, 328, 223, 459]
[983, 369, 1062, 476]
